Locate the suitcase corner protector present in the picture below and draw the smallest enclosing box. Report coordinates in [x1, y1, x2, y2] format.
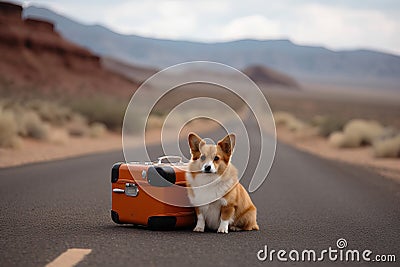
[111, 162, 124, 183]
[111, 210, 122, 224]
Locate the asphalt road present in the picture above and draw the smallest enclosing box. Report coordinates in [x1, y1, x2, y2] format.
[1, 131, 399, 266]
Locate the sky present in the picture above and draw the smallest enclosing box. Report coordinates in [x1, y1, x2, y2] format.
[14, 0, 400, 55]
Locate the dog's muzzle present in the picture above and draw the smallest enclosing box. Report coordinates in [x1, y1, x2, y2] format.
[203, 165, 212, 173]
[202, 164, 216, 173]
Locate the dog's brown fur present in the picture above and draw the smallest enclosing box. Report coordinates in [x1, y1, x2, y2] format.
[186, 132, 259, 233]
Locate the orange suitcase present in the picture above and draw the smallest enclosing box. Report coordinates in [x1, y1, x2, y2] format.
[111, 156, 196, 230]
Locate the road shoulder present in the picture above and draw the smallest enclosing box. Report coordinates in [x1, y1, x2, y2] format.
[276, 126, 400, 182]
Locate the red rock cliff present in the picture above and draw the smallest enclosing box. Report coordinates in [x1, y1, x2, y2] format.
[0, 2, 137, 95]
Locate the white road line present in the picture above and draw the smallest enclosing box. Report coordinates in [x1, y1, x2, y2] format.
[46, 248, 92, 267]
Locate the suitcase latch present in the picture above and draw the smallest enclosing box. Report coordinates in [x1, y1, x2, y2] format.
[125, 183, 139, 197]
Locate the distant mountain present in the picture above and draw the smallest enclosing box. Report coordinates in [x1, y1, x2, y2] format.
[0, 2, 138, 96]
[24, 5, 400, 89]
[101, 57, 158, 84]
[243, 65, 300, 89]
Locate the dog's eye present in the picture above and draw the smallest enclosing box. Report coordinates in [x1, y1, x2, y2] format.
[214, 156, 219, 161]
[200, 155, 206, 161]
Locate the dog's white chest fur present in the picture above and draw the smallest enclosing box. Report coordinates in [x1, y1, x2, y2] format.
[186, 172, 234, 230]
[198, 201, 222, 230]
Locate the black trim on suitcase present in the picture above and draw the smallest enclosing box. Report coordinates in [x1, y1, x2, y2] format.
[148, 216, 177, 230]
[111, 162, 123, 183]
[147, 166, 176, 187]
[111, 210, 122, 224]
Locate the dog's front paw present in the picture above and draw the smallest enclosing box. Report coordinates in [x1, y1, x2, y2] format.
[217, 220, 229, 233]
[217, 225, 228, 234]
[193, 225, 205, 232]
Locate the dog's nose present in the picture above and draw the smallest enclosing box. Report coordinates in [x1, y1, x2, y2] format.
[204, 165, 211, 172]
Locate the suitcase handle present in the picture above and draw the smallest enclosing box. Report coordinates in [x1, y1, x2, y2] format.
[157, 156, 182, 164]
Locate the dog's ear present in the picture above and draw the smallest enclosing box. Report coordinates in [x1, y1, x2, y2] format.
[188, 132, 203, 160]
[218, 133, 236, 158]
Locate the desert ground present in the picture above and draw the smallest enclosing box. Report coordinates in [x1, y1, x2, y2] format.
[265, 83, 400, 129]
[265, 83, 400, 181]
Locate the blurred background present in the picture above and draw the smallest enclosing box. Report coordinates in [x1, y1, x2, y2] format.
[0, 0, 399, 175]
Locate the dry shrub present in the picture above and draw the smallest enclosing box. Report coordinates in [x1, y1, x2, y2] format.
[310, 115, 325, 126]
[329, 119, 385, 147]
[19, 111, 50, 140]
[328, 131, 346, 147]
[67, 114, 89, 137]
[312, 116, 346, 137]
[89, 122, 107, 138]
[146, 115, 164, 130]
[0, 109, 21, 148]
[12, 107, 29, 137]
[27, 100, 72, 126]
[344, 119, 384, 146]
[70, 96, 127, 131]
[373, 135, 400, 158]
[329, 119, 385, 148]
[286, 118, 306, 132]
[273, 111, 295, 126]
[273, 111, 306, 132]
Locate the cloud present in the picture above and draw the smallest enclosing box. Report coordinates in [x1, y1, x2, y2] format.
[103, 0, 230, 39]
[103, 1, 192, 38]
[220, 15, 282, 40]
[288, 3, 400, 53]
[20, 0, 400, 55]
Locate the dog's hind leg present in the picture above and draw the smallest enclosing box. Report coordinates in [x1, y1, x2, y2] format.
[237, 207, 259, 231]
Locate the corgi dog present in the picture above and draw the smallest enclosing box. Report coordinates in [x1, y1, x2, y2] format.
[185, 132, 259, 233]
